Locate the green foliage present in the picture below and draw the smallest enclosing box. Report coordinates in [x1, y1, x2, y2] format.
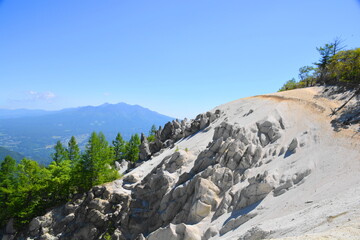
[112, 133, 126, 161]
[78, 132, 118, 190]
[0, 133, 123, 229]
[67, 136, 80, 163]
[0, 156, 17, 185]
[298, 66, 315, 87]
[279, 39, 359, 91]
[278, 78, 298, 91]
[47, 160, 72, 202]
[147, 135, 156, 142]
[147, 124, 157, 142]
[103, 232, 112, 240]
[7, 158, 51, 226]
[328, 48, 360, 84]
[149, 124, 157, 136]
[51, 141, 68, 165]
[125, 134, 141, 163]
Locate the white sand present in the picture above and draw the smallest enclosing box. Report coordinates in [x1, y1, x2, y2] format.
[114, 87, 360, 239]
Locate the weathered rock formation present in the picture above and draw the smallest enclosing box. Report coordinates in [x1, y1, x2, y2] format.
[4, 111, 306, 240]
[139, 111, 221, 161]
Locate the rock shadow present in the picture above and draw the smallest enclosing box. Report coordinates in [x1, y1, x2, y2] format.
[284, 150, 295, 158]
[222, 200, 262, 226]
[331, 102, 360, 133]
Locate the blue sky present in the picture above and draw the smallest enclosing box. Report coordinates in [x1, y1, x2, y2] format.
[1, 0, 360, 119]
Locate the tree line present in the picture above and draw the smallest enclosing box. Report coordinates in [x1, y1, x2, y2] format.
[279, 38, 360, 91]
[0, 130, 146, 228]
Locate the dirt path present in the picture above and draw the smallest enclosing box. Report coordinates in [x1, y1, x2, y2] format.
[254, 87, 360, 142]
[255, 87, 341, 116]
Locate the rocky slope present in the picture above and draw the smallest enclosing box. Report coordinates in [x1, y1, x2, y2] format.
[3, 86, 360, 240]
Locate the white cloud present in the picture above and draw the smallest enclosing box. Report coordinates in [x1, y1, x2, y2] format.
[6, 90, 58, 109]
[26, 91, 56, 101]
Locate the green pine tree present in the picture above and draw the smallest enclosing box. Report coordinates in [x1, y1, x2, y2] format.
[51, 141, 68, 165]
[112, 133, 126, 161]
[126, 134, 141, 163]
[67, 136, 80, 163]
[79, 132, 118, 190]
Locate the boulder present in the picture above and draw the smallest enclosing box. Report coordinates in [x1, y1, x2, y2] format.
[87, 209, 107, 227]
[160, 122, 175, 142]
[177, 223, 202, 240]
[189, 200, 212, 223]
[73, 224, 98, 240]
[149, 139, 163, 154]
[194, 178, 220, 208]
[5, 218, 16, 234]
[139, 134, 152, 161]
[123, 173, 142, 184]
[188, 178, 220, 223]
[233, 174, 274, 211]
[213, 192, 232, 220]
[29, 217, 41, 234]
[256, 119, 282, 143]
[88, 198, 111, 212]
[115, 160, 129, 175]
[93, 186, 106, 197]
[147, 223, 201, 240]
[287, 137, 298, 153]
[147, 223, 179, 240]
[203, 226, 218, 240]
[165, 150, 192, 173]
[259, 133, 269, 147]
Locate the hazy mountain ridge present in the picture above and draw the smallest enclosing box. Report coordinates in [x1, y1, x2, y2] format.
[0, 103, 174, 164]
[0, 146, 24, 163]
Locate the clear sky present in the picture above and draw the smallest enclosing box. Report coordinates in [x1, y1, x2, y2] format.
[1, 0, 360, 119]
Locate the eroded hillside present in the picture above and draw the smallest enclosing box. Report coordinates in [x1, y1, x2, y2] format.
[3, 86, 360, 240]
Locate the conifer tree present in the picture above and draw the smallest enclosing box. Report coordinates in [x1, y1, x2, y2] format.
[149, 124, 157, 136]
[79, 132, 117, 190]
[67, 136, 80, 163]
[126, 134, 141, 163]
[147, 124, 157, 142]
[51, 141, 68, 165]
[112, 133, 126, 161]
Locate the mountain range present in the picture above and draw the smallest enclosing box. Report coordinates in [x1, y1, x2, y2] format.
[0, 103, 173, 164]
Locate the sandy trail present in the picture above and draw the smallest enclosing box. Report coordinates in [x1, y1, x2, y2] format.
[251, 88, 360, 240]
[257, 87, 360, 141]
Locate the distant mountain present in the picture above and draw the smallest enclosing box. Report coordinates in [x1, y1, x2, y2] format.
[0, 146, 25, 163]
[0, 103, 174, 165]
